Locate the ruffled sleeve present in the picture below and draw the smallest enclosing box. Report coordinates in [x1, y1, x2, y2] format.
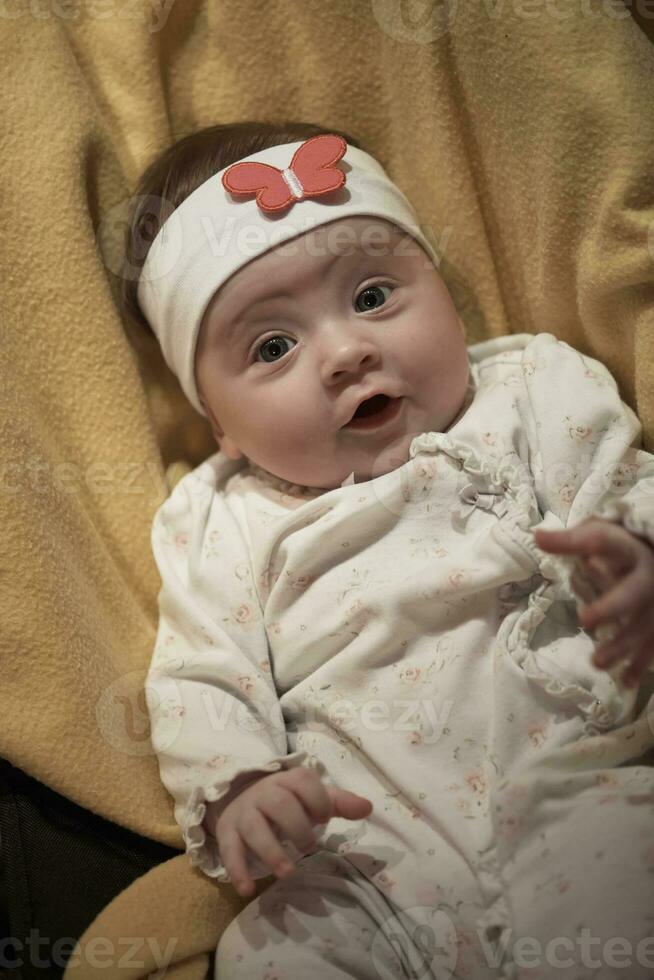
[521, 333, 654, 670]
[146, 458, 327, 881]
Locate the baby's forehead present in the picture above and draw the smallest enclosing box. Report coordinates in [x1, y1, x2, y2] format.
[202, 217, 420, 338]
[259, 219, 416, 274]
[304, 216, 407, 251]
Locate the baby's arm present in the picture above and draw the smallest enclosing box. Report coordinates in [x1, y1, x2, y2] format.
[534, 517, 654, 687]
[518, 335, 654, 688]
[145, 465, 328, 883]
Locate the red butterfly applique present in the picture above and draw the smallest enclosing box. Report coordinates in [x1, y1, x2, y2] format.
[221, 134, 347, 213]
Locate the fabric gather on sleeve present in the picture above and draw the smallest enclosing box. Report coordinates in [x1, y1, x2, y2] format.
[180, 752, 328, 881]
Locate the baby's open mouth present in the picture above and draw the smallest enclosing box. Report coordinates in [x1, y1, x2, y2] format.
[344, 395, 403, 430]
[353, 394, 390, 419]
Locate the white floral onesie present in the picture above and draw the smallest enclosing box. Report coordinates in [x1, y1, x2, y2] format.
[146, 333, 654, 980]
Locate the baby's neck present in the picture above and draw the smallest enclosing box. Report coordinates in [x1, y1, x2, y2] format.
[245, 459, 327, 497]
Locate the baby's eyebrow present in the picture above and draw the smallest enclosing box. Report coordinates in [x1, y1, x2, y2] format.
[213, 243, 380, 343]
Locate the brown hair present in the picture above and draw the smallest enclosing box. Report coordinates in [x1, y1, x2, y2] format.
[119, 120, 365, 335]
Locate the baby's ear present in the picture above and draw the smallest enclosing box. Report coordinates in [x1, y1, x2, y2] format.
[198, 390, 244, 460]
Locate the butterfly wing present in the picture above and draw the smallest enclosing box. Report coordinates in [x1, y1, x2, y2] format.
[222, 161, 293, 212]
[291, 134, 347, 197]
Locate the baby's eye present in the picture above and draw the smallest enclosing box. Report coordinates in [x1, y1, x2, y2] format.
[256, 335, 296, 363]
[354, 284, 393, 313]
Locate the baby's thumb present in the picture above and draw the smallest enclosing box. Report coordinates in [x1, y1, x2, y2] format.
[326, 786, 373, 821]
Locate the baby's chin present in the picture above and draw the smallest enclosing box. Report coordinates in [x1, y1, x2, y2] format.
[245, 433, 415, 491]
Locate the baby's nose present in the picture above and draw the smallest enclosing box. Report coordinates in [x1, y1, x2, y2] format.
[319, 328, 381, 382]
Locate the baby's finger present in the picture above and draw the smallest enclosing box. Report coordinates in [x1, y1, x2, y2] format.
[257, 789, 318, 855]
[570, 564, 602, 605]
[622, 638, 654, 688]
[240, 809, 295, 882]
[579, 569, 647, 630]
[570, 556, 622, 617]
[328, 787, 374, 820]
[585, 555, 619, 591]
[593, 604, 654, 671]
[218, 829, 256, 897]
[282, 767, 332, 825]
[535, 521, 635, 575]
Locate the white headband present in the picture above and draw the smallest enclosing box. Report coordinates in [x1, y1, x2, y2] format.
[137, 134, 440, 416]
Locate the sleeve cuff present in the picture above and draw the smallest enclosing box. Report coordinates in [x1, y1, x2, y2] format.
[178, 752, 327, 881]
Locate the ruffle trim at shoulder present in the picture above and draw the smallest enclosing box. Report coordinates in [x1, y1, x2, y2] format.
[409, 430, 572, 582]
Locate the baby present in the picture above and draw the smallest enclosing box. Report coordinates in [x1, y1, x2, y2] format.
[124, 121, 654, 979]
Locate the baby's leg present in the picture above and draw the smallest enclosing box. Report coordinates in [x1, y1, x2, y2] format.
[495, 766, 654, 980]
[214, 849, 417, 980]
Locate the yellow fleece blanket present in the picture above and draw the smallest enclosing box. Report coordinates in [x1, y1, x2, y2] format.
[1, 3, 653, 978]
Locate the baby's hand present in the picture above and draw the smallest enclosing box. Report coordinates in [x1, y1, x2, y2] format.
[204, 767, 372, 898]
[534, 518, 654, 688]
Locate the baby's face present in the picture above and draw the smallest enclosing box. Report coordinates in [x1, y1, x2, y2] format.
[195, 216, 470, 490]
